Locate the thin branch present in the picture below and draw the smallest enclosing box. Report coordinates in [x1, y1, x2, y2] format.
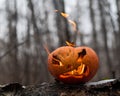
[0, 40, 27, 60]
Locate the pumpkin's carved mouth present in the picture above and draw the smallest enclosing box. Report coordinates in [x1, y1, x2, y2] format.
[52, 48, 89, 78]
[59, 63, 89, 78]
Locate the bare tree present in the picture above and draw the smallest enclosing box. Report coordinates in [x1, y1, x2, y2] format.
[22, 16, 31, 85]
[0, 0, 120, 85]
[89, 0, 99, 54]
[27, 0, 49, 84]
[115, 0, 120, 76]
[52, 0, 70, 46]
[6, 0, 20, 82]
[75, 0, 85, 45]
[98, 0, 112, 78]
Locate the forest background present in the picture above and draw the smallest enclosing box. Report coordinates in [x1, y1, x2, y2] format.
[0, 0, 120, 85]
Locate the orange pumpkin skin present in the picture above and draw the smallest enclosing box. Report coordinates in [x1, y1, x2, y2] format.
[48, 46, 99, 84]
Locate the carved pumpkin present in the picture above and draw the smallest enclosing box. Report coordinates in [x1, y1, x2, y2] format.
[48, 45, 99, 84]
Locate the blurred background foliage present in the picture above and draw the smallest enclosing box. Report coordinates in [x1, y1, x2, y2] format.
[0, 0, 120, 85]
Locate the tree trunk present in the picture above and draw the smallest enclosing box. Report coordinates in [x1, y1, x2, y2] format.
[89, 0, 99, 54]
[52, 0, 70, 46]
[27, 0, 49, 84]
[6, 0, 19, 82]
[116, 0, 120, 76]
[98, 0, 112, 78]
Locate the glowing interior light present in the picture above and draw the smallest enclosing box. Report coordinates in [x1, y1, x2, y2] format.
[71, 70, 74, 75]
[77, 64, 85, 75]
[60, 62, 63, 66]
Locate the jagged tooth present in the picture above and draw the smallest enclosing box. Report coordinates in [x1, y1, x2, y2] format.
[59, 61, 63, 66]
[77, 63, 85, 75]
[81, 64, 85, 74]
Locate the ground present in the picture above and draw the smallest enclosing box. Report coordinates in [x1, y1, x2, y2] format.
[0, 78, 120, 96]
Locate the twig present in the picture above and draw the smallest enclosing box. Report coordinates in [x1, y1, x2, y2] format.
[0, 40, 27, 60]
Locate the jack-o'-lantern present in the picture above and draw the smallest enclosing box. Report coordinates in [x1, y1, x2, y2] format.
[48, 43, 99, 84]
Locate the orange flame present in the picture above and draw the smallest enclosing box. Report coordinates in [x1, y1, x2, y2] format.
[68, 20, 77, 32]
[54, 10, 59, 12]
[66, 41, 75, 47]
[61, 12, 69, 18]
[55, 10, 77, 32]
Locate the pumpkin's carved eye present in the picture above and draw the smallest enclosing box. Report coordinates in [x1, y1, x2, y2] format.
[78, 49, 86, 58]
[52, 55, 63, 66]
[77, 49, 86, 63]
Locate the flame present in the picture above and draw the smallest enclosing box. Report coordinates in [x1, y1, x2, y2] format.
[55, 10, 77, 32]
[54, 10, 59, 12]
[61, 12, 69, 18]
[68, 20, 77, 32]
[66, 41, 75, 47]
